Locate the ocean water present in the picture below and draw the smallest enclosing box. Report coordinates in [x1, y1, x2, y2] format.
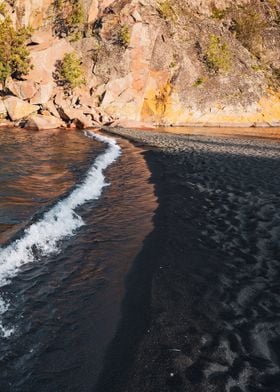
[0, 128, 156, 391]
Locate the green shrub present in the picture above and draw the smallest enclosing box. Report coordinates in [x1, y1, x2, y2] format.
[69, 30, 83, 42]
[118, 25, 130, 47]
[0, 6, 32, 82]
[206, 35, 231, 73]
[251, 64, 263, 72]
[67, 0, 85, 26]
[60, 52, 85, 88]
[53, 0, 85, 38]
[211, 3, 226, 20]
[193, 77, 206, 87]
[157, 0, 175, 21]
[169, 61, 176, 69]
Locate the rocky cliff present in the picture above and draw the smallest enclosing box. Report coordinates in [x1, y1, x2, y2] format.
[0, 0, 280, 128]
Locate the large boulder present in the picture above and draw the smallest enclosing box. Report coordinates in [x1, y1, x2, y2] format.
[6, 78, 54, 105]
[4, 97, 39, 121]
[6, 78, 38, 101]
[58, 106, 93, 128]
[25, 114, 65, 130]
[54, 90, 98, 128]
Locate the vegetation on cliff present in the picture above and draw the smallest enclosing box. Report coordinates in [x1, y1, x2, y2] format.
[0, 3, 31, 83]
[118, 25, 130, 47]
[206, 35, 231, 73]
[53, 0, 85, 39]
[0, 0, 279, 128]
[60, 52, 85, 89]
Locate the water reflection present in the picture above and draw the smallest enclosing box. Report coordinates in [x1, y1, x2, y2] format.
[0, 128, 102, 244]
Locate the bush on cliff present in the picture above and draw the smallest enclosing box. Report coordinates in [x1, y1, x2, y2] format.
[157, 0, 175, 21]
[206, 35, 231, 73]
[53, 0, 85, 38]
[67, 0, 85, 26]
[60, 52, 85, 89]
[211, 3, 227, 20]
[118, 25, 130, 47]
[0, 3, 32, 83]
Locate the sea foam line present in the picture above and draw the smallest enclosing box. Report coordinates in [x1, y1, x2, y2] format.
[0, 131, 121, 336]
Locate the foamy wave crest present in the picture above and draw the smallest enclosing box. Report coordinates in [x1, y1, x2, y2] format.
[0, 131, 121, 287]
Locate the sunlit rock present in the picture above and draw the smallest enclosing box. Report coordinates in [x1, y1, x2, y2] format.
[4, 97, 39, 121]
[25, 114, 65, 129]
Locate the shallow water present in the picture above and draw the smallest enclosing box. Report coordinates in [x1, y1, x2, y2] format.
[0, 128, 156, 391]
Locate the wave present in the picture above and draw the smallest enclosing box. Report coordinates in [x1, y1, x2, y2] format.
[0, 131, 121, 337]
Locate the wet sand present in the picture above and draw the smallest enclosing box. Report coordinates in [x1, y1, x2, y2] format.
[145, 126, 280, 140]
[97, 128, 280, 392]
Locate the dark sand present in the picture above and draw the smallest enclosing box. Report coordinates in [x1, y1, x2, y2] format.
[97, 129, 280, 392]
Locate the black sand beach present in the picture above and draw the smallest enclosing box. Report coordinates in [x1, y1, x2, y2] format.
[97, 129, 280, 392]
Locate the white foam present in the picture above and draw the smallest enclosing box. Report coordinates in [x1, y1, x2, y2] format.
[0, 297, 14, 338]
[0, 131, 121, 288]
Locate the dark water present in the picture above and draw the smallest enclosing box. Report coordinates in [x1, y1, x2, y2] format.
[0, 128, 156, 391]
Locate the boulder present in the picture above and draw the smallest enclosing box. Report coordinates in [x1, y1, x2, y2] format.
[4, 97, 39, 121]
[54, 90, 71, 108]
[6, 78, 54, 105]
[30, 82, 54, 104]
[82, 106, 102, 123]
[71, 116, 94, 129]
[25, 114, 65, 130]
[58, 106, 93, 128]
[6, 78, 38, 101]
[0, 99, 7, 118]
[43, 100, 61, 119]
[54, 90, 97, 128]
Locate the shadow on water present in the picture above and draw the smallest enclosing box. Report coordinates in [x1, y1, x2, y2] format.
[95, 149, 165, 392]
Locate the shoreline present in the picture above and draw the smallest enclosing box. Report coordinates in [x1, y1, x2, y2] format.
[103, 125, 280, 141]
[97, 128, 280, 392]
[1, 122, 280, 139]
